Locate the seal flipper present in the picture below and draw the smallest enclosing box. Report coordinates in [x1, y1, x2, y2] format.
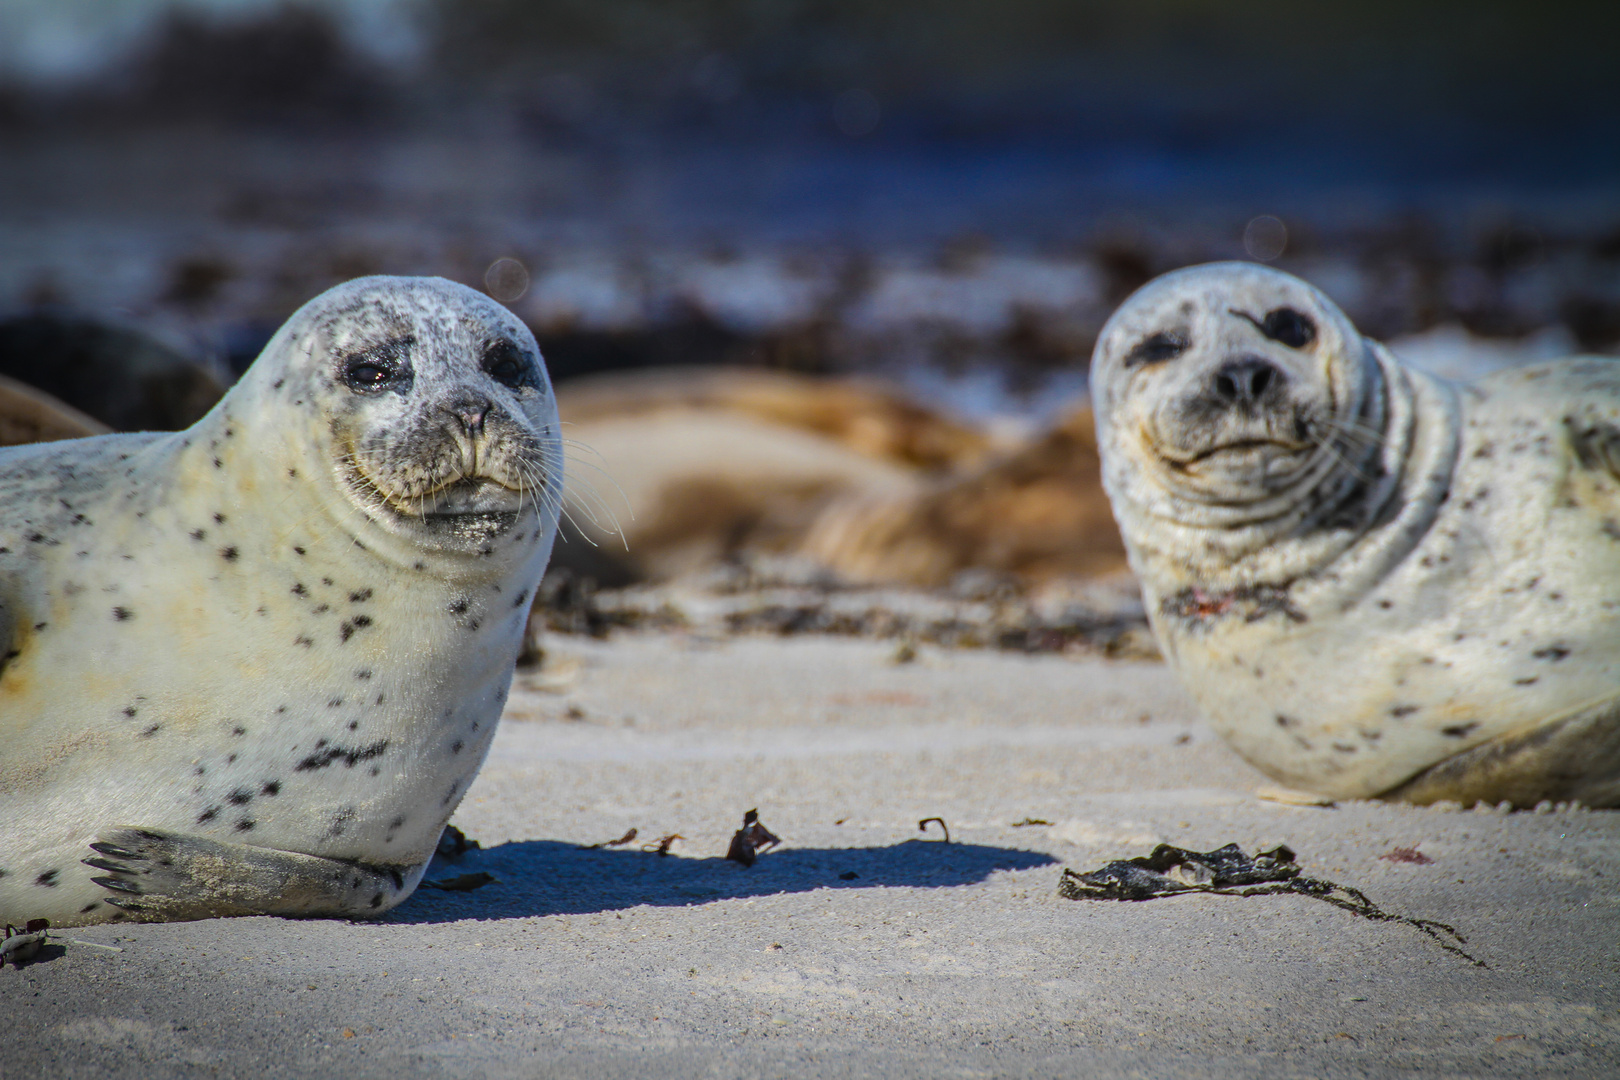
[83, 827, 424, 922]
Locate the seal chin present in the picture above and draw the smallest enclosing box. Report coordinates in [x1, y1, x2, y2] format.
[1156, 437, 1317, 497]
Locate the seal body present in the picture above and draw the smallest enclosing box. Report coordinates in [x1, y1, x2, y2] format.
[0, 276, 562, 925]
[1092, 262, 1620, 806]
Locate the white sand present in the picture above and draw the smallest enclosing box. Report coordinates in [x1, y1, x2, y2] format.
[5, 632, 1617, 1077]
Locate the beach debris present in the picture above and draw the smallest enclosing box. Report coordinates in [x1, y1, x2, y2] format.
[1059, 842, 1485, 967]
[890, 639, 918, 665]
[435, 824, 481, 861]
[1011, 818, 1053, 827]
[725, 809, 781, 867]
[420, 872, 497, 892]
[1379, 845, 1434, 865]
[1, 920, 50, 968]
[642, 833, 684, 856]
[584, 828, 639, 850]
[918, 816, 951, 843]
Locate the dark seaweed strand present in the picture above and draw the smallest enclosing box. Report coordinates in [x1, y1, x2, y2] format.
[1057, 867, 1486, 968]
[1207, 878, 1487, 968]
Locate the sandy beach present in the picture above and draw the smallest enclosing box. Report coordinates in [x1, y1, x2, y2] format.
[5, 630, 1616, 1078]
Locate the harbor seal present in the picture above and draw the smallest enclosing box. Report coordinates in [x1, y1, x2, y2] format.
[0, 276, 562, 926]
[1092, 262, 1620, 806]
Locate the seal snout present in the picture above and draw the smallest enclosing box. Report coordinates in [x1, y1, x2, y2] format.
[442, 395, 493, 438]
[1210, 356, 1285, 407]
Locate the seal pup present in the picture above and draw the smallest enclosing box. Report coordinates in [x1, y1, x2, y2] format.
[1092, 262, 1620, 806]
[0, 276, 562, 925]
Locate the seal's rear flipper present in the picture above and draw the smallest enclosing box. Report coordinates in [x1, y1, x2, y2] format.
[82, 828, 424, 922]
[1381, 697, 1620, 809]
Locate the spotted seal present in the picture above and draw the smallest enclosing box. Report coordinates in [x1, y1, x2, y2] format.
[0, 276, 562, 926]
[1092, 262, 1620, 807]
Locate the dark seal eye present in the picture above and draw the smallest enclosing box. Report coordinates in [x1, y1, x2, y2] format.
[482, 341, 530, 389]
[340, 338, 411, 394]
[1259, 308, 1316, 349]
[1125, 331, 1189, 366]
[344, 361, 393, 391]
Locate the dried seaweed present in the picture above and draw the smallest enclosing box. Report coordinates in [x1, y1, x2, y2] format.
[725, 809, 781, 867]
[1059, 842, 1485, 967]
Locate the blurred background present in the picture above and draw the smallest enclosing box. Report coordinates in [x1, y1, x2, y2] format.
[3, 1, 1619, 646]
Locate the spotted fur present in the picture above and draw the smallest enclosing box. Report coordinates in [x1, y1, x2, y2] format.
[1093, 262, 1620, 806]
[0, 276, 562, 926]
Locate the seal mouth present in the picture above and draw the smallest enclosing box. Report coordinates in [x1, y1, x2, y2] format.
[1162, 438, 1313, 469]
[413, 476, 528, 518]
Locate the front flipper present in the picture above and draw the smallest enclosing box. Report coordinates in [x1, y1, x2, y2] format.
[83, 828, 426, 922]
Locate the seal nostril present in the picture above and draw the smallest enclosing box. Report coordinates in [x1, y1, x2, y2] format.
[445, 398, 493, 434]
[1211, 358, 1281, 404]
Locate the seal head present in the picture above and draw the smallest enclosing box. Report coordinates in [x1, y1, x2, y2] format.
[0, 276, 563, 926]
[1093, 263, 1620, 806]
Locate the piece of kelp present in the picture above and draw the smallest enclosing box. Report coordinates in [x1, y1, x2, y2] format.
[1059, 842, 1485, 967]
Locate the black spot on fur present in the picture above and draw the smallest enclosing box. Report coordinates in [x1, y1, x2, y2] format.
[293, 545, 306, 555]
[198, 807, 220, 824]
[1389, 704, 1420, 718]
[123, 705, 138, 718]
[214, 513, 226, 524]
[1514, 676, 1540, 685]
[262, 781, 280, 796]
[1532, 644, 1571, 661]
[80, 903, 99, 914]
[451, 740, 464, 754]
[35, 869, 59, 887]
[327, 698, 343, 708]
[513, 590, 529, 608]
[295, 635, 314, 648]
[221, 546, 239, 562]
[448, 599, 469, 615]
[113, 606, 134, 621]
[294, 739, 389, 772]
[370, 893, 384, 908]
[349, 589, 372, 603]
[232, 726, 246, 736]
[236, 819, 255, 831]
[1441, 723, 1479, 738]
[189, 527, 205, 541]
[139, 724, 160, 738]
[228, 788, 253, 806]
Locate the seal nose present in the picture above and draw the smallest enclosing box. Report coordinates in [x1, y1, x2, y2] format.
[444, 396, 492, 436]
[1211, 358, 1282, 405]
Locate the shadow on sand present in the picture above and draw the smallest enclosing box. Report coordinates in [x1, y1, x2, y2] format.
[386, 838, 1055, 923]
